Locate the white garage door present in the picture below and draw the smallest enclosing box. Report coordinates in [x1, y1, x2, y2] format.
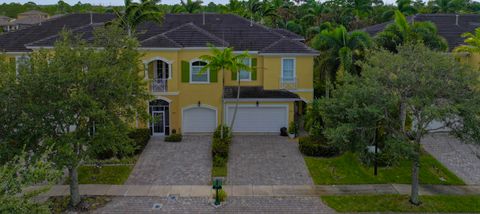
[226, 105, 288, 133]
[182, 107, 217, 133]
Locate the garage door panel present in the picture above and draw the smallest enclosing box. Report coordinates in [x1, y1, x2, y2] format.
[183, 107, 216, 133]
[226, 105, 288, 133]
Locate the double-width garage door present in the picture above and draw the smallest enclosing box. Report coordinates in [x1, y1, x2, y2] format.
[226, 105, 288, 133]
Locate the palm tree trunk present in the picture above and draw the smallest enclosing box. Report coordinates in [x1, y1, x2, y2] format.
[69, 165, 81, 207]
[229, 72, 241, 132]
[220, 68, 225, 139]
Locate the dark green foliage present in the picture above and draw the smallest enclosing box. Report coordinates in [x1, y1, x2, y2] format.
[299, 136, 341, 157]
[212, 137, 230, 159]
[211, 125, 231, 174]
[127, 128, 151, 154]
[213, 155, 226, 167]
[165, 133, 182, 142]
[213, 125, 231, 141]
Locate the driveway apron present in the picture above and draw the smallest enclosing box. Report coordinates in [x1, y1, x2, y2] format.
[227, 135, 313, 185]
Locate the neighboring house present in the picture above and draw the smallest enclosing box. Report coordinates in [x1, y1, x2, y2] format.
[2, 10, 50, 32]
[365, 14, 480, 132]
[0, 13, 317, 135]
[363, 14, 480, 69]
[0, 16, 12, 32]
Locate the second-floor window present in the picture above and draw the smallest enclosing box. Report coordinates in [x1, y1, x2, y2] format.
[155, 60, 170, 79]
[239, 58, 251, 81]
[282, 58, 295, 82]
[190, 60, 209, 83]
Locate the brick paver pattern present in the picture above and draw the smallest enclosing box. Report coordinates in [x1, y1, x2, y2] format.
[126, 136, 212, 185]
[422, 133, 480, 185]
[227, 135, 313, 185]
[94, 196, 335, 213]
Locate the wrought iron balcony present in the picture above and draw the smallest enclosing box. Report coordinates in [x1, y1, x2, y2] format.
[150, 78, 168, 92]
[280, 78, 297, 90]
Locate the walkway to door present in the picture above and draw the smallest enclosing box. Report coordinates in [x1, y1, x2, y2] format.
[126, 136, 212, 185]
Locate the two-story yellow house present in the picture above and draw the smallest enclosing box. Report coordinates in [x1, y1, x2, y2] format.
[1, 13, 318, 135]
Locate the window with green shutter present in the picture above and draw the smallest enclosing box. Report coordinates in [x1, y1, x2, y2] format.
[251, 58, 257, 80]
[181, 61, 189, 83]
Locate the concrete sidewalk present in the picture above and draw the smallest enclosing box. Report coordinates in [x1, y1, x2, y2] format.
[36, 184, 480, 198]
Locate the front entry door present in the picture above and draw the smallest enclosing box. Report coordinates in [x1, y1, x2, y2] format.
[152, 111, 165, 135]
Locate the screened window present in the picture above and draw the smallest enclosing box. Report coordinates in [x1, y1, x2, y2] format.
[190, 61, 208, 83]
[282, 58, 295, 82]
[239, 58, 251, 81]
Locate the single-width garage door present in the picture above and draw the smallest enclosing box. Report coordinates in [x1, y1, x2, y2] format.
[226, 105, 288, 133]
[182, 107, 217, 133]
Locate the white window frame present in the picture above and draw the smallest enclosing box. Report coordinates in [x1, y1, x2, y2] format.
[15, 55, 30, 75]
[281, 57, 296, 82]
[238, 58, 252, 81]
[190, 59, 209, 84]
[143, 57, 172, 80]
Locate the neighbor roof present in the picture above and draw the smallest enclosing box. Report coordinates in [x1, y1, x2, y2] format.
[0, 13, 318, 55]
[224, 86, 300, 99]
[19, 10, 48, 16]
[363, 14, 480, 51]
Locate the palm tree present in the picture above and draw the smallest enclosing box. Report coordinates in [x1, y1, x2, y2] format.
[430, 0, 465, 13]
[181, 0, 203, 13]
[382, 0, 418, 21]
[454, 28, 480, 54]
[117, 0, 163, 36]
[311, 25, 372, 97]
[375, 10, 448, 52]
[199, 46, 251, 138]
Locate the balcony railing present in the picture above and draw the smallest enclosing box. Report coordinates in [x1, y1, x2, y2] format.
[280, 78, 297, 90]
[150, 78, 168, 92]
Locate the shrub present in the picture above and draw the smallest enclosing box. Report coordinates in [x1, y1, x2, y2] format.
[299, 136, 340, 157]
[288, 121, 298, 135]
[127, 128, 151, 154]
[217, 189, 227, 202]
[165, 133, 182, 142]
[213, 155, 227, 167]
[212, 138, 230, 159]
[213, 125, 231, 140]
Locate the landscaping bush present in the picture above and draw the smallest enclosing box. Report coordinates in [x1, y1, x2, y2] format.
[127, 128, 151, 154]
[213, 155, 227, 167]
[165, 133, 182, 142]
[299, 136, 340, 157]
[213, 125, 231, 140]
[288, 121, 298, 135]
[212, 137, 230, 158]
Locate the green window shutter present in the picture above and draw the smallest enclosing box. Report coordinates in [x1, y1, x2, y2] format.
[210, 69, 218, 82]
[231, 70, 237, 81]
[148, 62, 154, 79]
[181, 61, 189, 83]
[251, 58, 257, 80]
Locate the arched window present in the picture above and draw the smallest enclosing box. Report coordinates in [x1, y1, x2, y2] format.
[190, 60, 209, 83]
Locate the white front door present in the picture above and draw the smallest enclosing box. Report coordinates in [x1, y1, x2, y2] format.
[226, 105, 288, 133]
[152, 111, 165, 135]
[182, 107, 217, 133]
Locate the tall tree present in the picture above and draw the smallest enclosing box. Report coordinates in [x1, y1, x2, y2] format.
[375, 10, 448, 53]
[117, 0, 163, 36]
[454, 27, 480, 54]
[199, 46, 251, 137]
[429, 0, 466, 13]
[311, 25, 372, 96]
[357, 43, 480, 205]
[0, 25, 150, 207]
[181, 0, 203, 13]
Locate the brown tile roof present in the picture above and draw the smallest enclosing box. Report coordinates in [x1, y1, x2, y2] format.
[1, 13, 318, 55]
[363, 14, 480, 51]
[224, 86, 300, 99]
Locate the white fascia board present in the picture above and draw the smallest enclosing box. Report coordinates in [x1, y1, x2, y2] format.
[223, 98, 301, 102]
[259, 53, 320, 56]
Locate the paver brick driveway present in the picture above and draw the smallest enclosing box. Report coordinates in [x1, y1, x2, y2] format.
[227, 135, 313, 185]
[126, 136, 212, 185]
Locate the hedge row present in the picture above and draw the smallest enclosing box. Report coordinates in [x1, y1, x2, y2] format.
[212, 125, 231, 168]
[299, 136, 340, 157]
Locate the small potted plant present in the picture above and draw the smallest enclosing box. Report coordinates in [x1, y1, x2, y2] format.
[288, 121, 297, 139]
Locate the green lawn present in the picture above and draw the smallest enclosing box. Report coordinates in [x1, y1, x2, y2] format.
[77, 165, 133, 184]
[322, 195, 480, 213]
[212, 166, 227, 177]
[305, 152, 464, 185]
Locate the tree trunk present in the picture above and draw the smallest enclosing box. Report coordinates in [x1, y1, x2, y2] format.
[229, 74, 241, 131]
[220, 68, 225, 139]
[68, 166, 81, 207]
[410, 139, 421, 205]
[400, 101, 407, 133]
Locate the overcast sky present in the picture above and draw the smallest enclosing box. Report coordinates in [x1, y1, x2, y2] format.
[0, 0, 408, 6]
